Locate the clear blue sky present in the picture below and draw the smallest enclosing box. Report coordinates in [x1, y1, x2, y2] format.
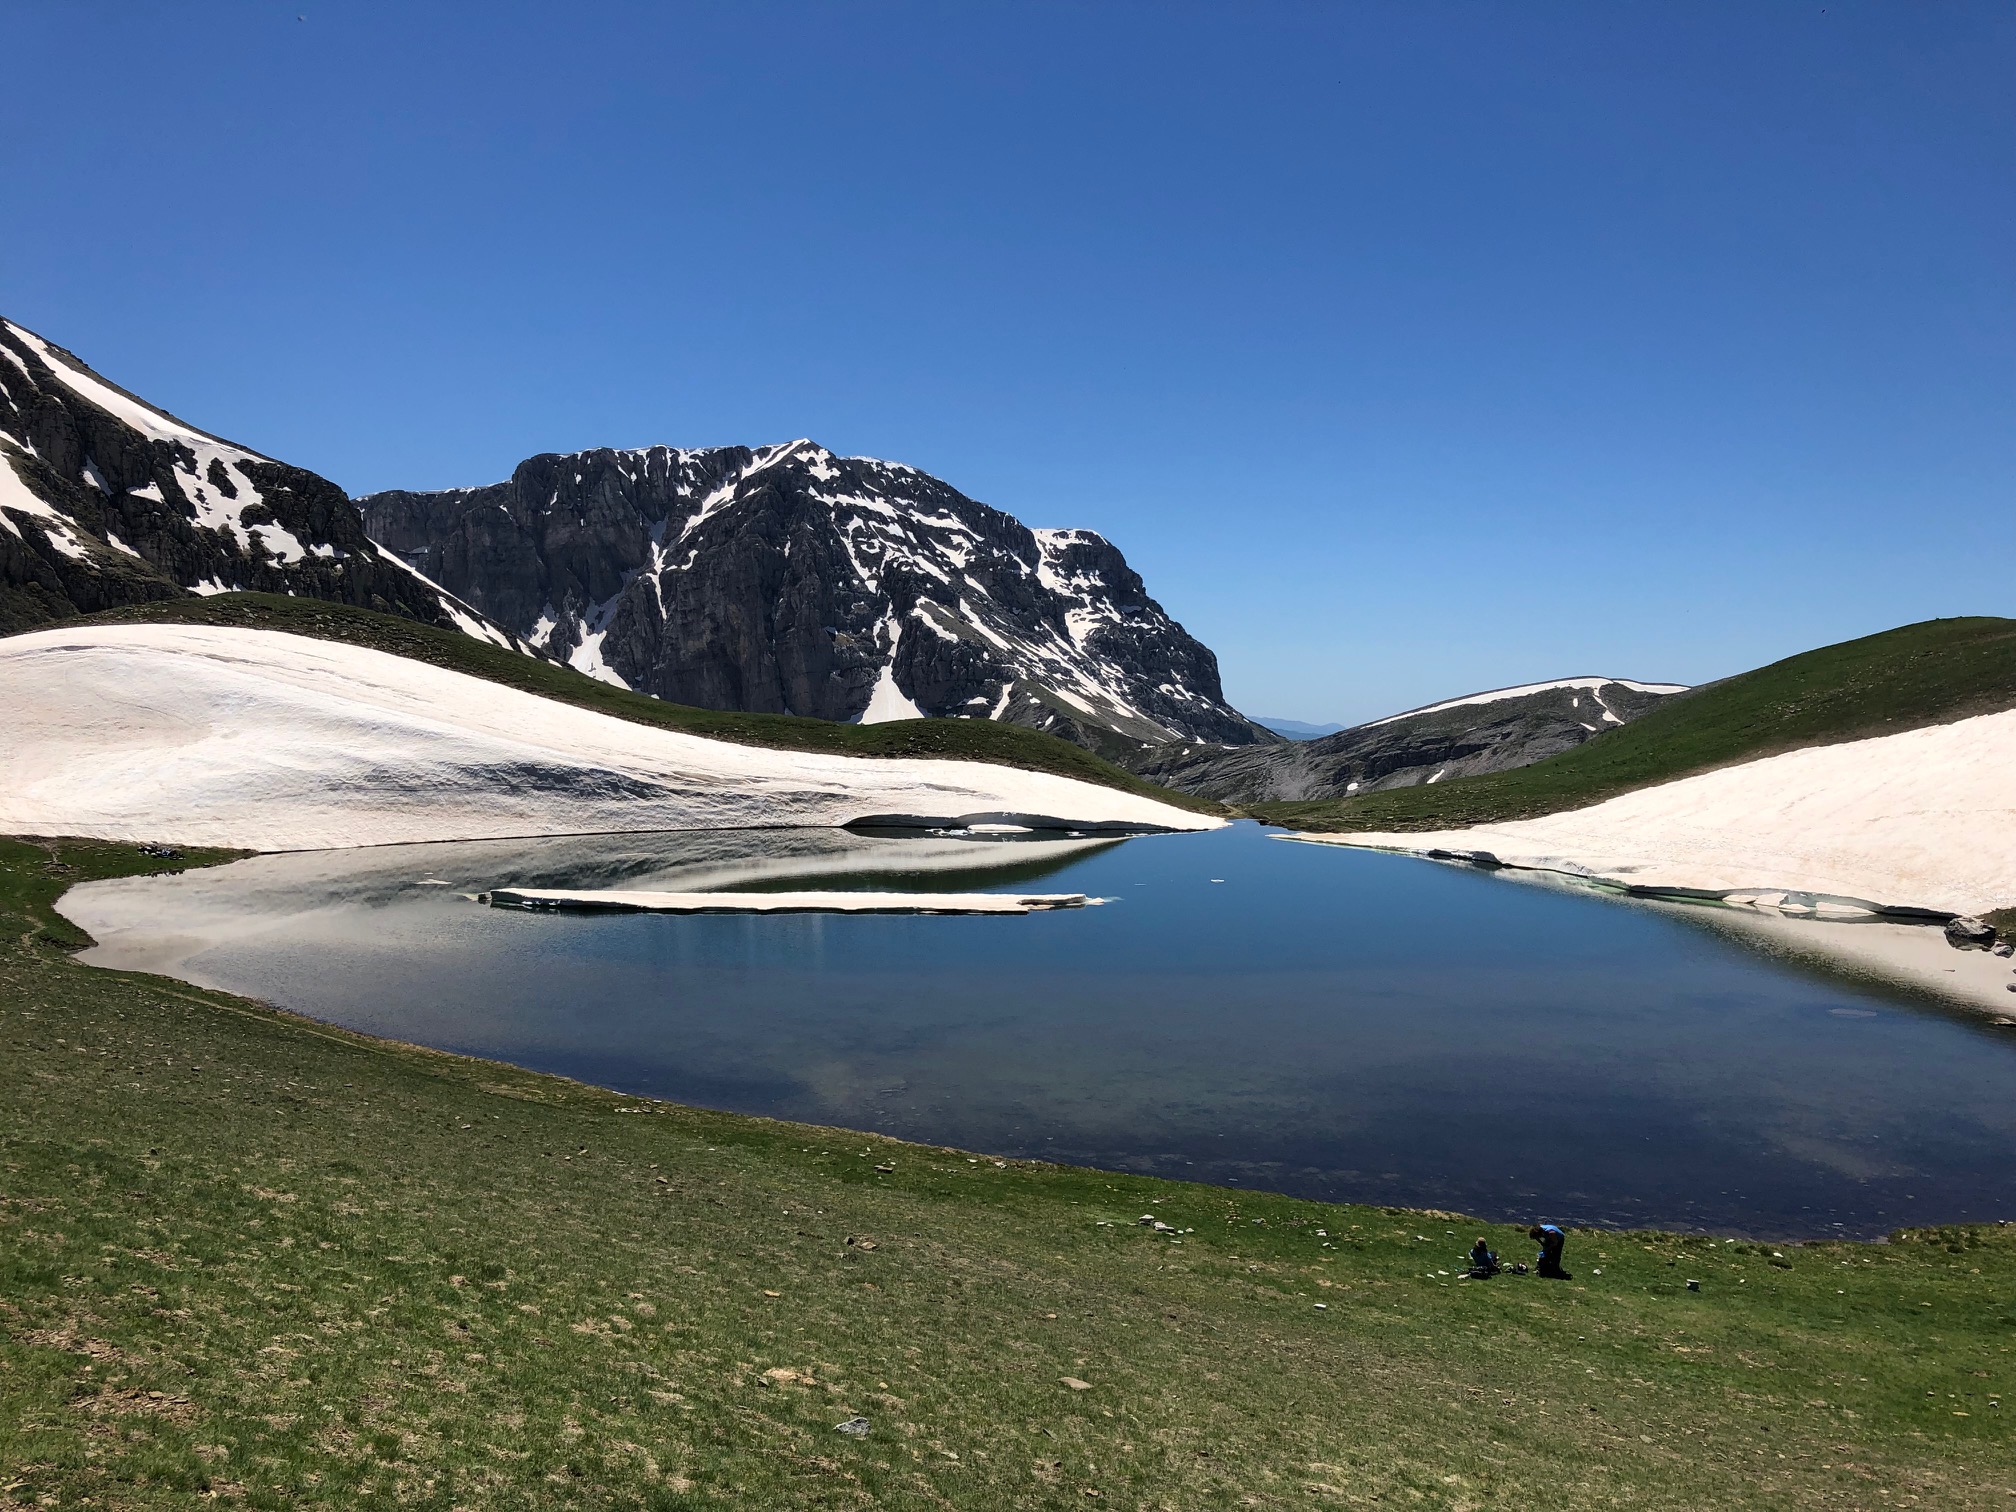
[4, 2, 2010, 723]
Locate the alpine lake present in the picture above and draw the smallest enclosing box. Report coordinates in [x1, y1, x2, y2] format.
[63, 820, 2016, 1239]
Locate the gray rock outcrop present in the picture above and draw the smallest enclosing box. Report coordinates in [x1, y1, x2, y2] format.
[1945, 916, 1998, 951]
[361, 440, 1269, 761]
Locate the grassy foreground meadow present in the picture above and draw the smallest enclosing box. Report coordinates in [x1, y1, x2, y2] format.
[3, 839, 2013, 1510]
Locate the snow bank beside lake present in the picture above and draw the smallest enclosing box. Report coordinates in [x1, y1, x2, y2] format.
[480, 887, 1093, 915]
[1288, 708, 2016, 917]
[0, 625, 1219, 850]
[1696, 907, 2016, 1017]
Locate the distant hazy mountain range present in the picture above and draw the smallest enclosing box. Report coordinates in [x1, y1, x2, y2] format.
[1255, 717, 1347, 740]
[0, 318, 511, 643]
[360, 443, 1272, 762]
[1141, 677, 1687, 802]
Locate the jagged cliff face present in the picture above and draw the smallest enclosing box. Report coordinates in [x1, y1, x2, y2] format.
[0, 318, 512, 641]
[361, 440, 1268, 757]
[1139, 677, 1688, 802]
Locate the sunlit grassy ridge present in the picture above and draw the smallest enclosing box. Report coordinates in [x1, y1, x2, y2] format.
[1252, 617, 2016, 834]
[26, 592, 1223, 817]
[3, 837, 2013, 1509]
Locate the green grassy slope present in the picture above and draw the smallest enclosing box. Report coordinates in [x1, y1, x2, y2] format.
[23, 592, 1220, 817]
[1254, 616, 2016, 833]
[4, 838, 2013, 1510]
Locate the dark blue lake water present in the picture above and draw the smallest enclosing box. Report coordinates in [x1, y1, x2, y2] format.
[67, 822, 2016, 1237]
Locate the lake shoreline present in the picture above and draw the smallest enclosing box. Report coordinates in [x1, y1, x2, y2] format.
[1281, 834, 2016, 1018]
[53, 821, 2016, 1238]
[19, 833, 1885, 1240]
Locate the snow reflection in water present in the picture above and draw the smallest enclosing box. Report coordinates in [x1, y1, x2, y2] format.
[64, 822, 2016, 1237]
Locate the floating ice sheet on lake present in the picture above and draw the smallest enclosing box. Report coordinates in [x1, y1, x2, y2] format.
[477, 886, 1097, 915]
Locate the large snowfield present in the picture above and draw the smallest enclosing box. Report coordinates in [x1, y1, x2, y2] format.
[1293, 708, 2016, 918]
[0, 625, 1219, 850]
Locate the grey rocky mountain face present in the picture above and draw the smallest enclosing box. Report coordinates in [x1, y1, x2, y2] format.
[361, 440, 1270, 761]
[1139, 678, 1687, 802]
[0, 319, 511, 641]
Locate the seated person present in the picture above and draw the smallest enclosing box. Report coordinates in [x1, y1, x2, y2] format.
[1467, 1237, 1499, 1275]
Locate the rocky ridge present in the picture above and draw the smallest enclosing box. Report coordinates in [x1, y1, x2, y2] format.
[0, 318, 514, 642]
[1140, 677, 1687, 802]
[361, 441, 1269, 760]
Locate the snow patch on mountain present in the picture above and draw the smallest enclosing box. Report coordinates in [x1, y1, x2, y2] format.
[859, 616, 926, 723]
[0, 315, 526, 647]
[1368, 676, 1690, 727]
[4, 320, 299, 564]
[0, 450, 93, 558]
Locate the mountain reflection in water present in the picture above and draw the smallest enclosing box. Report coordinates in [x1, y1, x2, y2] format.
[63, 822, 2016, 1237]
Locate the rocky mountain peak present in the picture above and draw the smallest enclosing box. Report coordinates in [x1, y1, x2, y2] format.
[0, 317, 514, 641]
[361, 441, 1269, 760]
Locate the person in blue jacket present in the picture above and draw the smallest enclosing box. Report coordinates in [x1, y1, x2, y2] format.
[1528, 1223, 1570, 1278]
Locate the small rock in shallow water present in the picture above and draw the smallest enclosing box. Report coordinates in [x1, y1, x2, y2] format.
[1945, 916, 1997, 950]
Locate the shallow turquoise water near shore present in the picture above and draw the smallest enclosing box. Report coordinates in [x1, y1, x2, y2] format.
[67, 821, 2016, 1236]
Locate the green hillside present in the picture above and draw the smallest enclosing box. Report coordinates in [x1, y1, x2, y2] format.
[4, 837, 2012, 1509]
[24, 592, 1221, 817]
[1254, 616, 2016, 833]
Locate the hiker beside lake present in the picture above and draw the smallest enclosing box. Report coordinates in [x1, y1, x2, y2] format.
[1529, 1224, 1569, 1279]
